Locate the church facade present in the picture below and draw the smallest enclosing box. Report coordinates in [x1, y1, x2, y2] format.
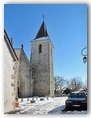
[4, 21, 54, 113]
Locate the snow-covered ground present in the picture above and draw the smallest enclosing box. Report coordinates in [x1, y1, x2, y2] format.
[15, 97, 87, 114]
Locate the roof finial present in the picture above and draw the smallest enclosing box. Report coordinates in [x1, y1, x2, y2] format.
[21, 44, 24, 50]
[43, 14, 45, 21]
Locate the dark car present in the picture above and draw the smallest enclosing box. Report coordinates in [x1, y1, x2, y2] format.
[65, 92, 87, 110]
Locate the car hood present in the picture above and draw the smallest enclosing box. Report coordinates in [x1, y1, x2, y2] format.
[67, 98, 87, 101]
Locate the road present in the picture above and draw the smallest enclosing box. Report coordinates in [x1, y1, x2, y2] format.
[15, 97, 87, 114]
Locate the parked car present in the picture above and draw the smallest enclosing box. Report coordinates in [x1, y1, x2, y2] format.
[65, 91, 87, 110]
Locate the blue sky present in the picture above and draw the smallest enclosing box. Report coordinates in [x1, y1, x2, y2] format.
[4, 4, 87, 83]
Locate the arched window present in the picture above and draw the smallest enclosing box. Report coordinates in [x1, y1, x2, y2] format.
[39, 44, 42, 53]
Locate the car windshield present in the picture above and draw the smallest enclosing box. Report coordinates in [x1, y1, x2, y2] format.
[69, 93, 86, 98]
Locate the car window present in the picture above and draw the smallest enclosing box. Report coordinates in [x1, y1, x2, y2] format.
[77, 93, 86, 98]
[68, 93, 76, 98]
[69, 93, 86, 98]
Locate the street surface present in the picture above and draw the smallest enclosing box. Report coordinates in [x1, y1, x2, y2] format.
[15, 97, 87, 114]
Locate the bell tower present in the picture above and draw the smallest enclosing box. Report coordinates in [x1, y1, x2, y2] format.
[31, 21, 54, 97]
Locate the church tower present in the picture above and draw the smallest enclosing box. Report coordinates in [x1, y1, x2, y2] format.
[31, 21, 54, 97]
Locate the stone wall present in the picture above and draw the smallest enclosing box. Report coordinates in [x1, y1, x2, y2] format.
[4, 39, 18, 113]
[31, 39, 54, 96]
[49, 42, 55, 96]
[15, 49, 33, 97]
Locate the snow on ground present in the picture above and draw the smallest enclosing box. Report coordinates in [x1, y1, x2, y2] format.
[15, 97, 87, 114]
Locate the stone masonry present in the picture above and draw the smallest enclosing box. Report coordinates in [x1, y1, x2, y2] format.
[15, 49, 33, 98]
[31, 39, 54, 97]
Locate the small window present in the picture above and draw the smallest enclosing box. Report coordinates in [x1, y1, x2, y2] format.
[39, 44, 42, 53]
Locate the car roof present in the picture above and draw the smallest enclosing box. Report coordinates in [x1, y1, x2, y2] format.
[71, 91, 80, 93]
[71, 91, 86, 94]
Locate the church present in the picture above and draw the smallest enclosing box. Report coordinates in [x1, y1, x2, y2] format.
[4, 21, 55, 113]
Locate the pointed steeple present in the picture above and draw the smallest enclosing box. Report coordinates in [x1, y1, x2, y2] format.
[34, 21, 49, 40]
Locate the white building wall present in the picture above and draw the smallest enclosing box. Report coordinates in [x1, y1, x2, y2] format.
[4, 40, 16, 113]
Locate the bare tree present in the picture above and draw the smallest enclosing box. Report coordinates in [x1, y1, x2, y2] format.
[83, 79, 87, 90]
[54, 76, 86, 94]
[66, 77, 84, 91]
[54, 76, 65, 93]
